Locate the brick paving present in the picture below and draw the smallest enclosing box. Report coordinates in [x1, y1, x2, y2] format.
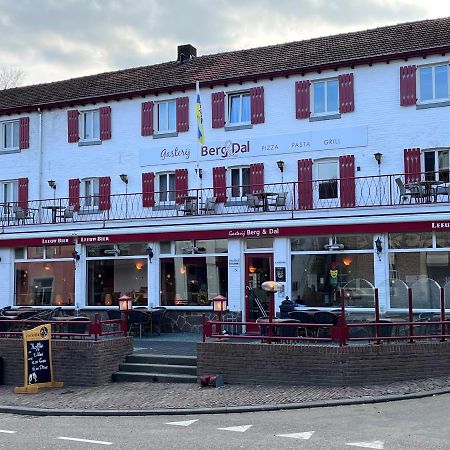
[1, 376, 450, 411]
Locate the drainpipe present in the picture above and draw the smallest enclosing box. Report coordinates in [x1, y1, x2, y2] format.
[37, 107, 43, 201]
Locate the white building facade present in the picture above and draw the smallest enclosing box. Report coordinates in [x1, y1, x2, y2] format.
[1, 20, 450, 328]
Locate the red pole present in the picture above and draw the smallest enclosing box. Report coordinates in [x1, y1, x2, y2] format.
[121, 312, 128, 337]
[440, 287, 446, 342]
[374, 288, 381, 345]
[268, 307, 273, 344]
[408, 287, 414, 343]
[339, 288, 348, 347]
[202, 313, 206, 343]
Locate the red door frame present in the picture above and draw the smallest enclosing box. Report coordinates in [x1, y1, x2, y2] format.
[244, 253, 274, 329]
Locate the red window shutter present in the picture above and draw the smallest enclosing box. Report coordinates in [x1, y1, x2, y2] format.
[250, 163, 264, 194]
[250, 86, 265, 124]
[67, 110, 79, 143]
[175, 168, 188, 204]
[142, 172, 155, 207]
[338, 73, 355, 113]
[339, 155, 356, 208]
[18, 177, 29, 212]
[400, 65, 417, 106]
[404, 148, 421, 183]
[68, 178, 80, 211]
[298, 159, 313, 210]
[19, 117, 29, 149]
[141, 101, 154, 136]
[213, 167, 227, 203]
[295, 81, 310, 119]
[176, 97, 189, 132]
[211, 92, 225, 128]
[98, 176, 111, 210]
[99, 106, 111, 140]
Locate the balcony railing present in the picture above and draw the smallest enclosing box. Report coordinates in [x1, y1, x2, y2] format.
[1, 172, 448, 227]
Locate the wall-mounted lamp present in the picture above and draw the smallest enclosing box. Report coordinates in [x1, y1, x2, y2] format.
[375, 237, 383, 261]
[374, 152, 383, 166]
[276, 160, 285, 173]
[146, 246, 154, 262]
[72, 250, 80, 261]
[48, 180, 56, 189]
[195, 168, 203, 179]
[119, 174, 128, 184]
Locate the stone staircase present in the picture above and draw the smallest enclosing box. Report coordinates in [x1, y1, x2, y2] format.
[112, 353, 197, 383]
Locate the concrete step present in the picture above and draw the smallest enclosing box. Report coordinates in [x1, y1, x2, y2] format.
[112, 371, 197, 383]
[126, 354, 197, 366]
[119, 362, 197, 376]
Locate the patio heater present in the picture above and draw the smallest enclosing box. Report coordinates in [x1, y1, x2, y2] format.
[119, 295, 133, 336]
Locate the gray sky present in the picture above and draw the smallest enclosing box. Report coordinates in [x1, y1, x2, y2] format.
[1, 0, 450, 86]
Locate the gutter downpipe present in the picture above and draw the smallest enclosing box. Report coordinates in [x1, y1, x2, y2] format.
[37, 108, 43, 206]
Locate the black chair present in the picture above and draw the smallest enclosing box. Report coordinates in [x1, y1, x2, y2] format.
[313, 311, 339, 338]
[128, 310, 152, 338]
[67, 317, 90, 336]
[368, 319, 395, 339]
[278, 319, 301, 340]
[107, 310, 122, 320]
[150, 307, 167, 335]
[288, 311, 316, 337]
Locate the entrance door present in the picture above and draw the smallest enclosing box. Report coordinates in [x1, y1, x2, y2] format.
[245, 254, 274, 331]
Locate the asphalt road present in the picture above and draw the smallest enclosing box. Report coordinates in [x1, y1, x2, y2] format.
[1, 393, 449, 449]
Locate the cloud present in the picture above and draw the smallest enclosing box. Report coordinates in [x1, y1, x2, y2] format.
[0, 0, 447, 85]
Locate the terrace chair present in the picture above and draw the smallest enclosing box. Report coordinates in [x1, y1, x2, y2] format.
[150, 307, 167, 335]
[199, 197, 217, 214]
[288, 311, 316, 337]
[13, 206, 35, 224]
[434, 184, 450, 202]
[268, 192, 287, 210]
[61, 205, 75, 221]
[395, 178, 422, 204]
[367, 319, 396, 339]
[246, 194, 263, 210]
[128, 309, 152, 338]
[313, 311, 339, 338]
[180, 199, 197, 216]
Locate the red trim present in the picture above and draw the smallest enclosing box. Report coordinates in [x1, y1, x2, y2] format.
[250, 163, 264, 194]
[400, 65, 417, 106]
[141, 101, 154, 136]
[250, 86, 264, 124]
[339, 155, 356, 208]
[213, 166, 227, 203]
[2, 220, 447, 248]
[298, 159, 313, 209]
[176, 96, 189, 132]
[175, 168, 188, 204]
[211, 92, 225, 128]
[99, 106, 111, 140]
[19, 117, 29, 149]
[295, 80, 310, 119]
[68, 178, 80, 211]
[98, 176, 111, 210]
[67, 110, 79, 143]
[142, 172, 155, 207]
[17, 177, 29, 212]
[404, 148, 421, 183]
[338, 73, 354, 113]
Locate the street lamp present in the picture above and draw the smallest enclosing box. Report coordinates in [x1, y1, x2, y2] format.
[212, 295, 227, 320]
[261, 281, 283, 292]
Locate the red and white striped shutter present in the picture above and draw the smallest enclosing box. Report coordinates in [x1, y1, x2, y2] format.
[142, 172, 155, 207]
[404, 148, 421, 183]
[68, 178, 80, 211]
[213, 166, 227, 203]
[175, 168, 188, 204]
[18, 177, 29, 212]
[250, 86, 265, 124]
[176, 97, 189, 132]
[67, 110, 79, 143]
[297, 159, 313, 210]
[400, 66, 417, 106]
[250, 163, 264, 194]
[98, 176, 111, 210]
[339, 155, 356, 208]
[338, 73, 355, 113]
[211, 92, 225, 128]
[19, 117, 29, 149]
[295, 80, 310, 119]
[141, 101, 154, 136]
[99, 106, 111, 140]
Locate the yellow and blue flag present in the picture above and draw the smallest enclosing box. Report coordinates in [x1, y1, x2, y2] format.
[196, 81, 205, 145]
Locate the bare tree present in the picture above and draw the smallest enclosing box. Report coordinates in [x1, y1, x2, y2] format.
[0, 66, 25, 90]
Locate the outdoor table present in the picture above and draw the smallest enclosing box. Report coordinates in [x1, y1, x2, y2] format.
[42, 205, 65, 223]
[406, 180, 443, 203]
[255, 192, 277, 211]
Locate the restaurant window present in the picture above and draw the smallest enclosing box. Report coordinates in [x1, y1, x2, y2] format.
[2, 120, 19, 150]
[246, 238, 273, 249]
[156, 100, 176, 133]
[312, 79, 339, 115]
[157, 172, 175, 203]
[389, 232, 433, 249]
[424, 149, 449, 182]
[14, 245, 75, 306]
[160, 240, 228, 307]
[228, 92, 251, 124]
[418, 64, 448, 103]
[230, 166, 250, 198]
[86, 243, 148, 307]
[317, 160, 338, 200]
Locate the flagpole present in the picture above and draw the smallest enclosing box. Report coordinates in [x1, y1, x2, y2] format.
[195, 81, 206, 194]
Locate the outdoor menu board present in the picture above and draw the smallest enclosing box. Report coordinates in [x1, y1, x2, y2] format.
[14, 324, 63, 394]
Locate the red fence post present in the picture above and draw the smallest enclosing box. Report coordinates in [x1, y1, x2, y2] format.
[440, 287, 446, 342]
[202, 313, 206, 343]
[374, 288, 381, 345]
[267, 308, 273, 344]
[338, 288, 349, 347]
[408, 287, 414, 343]
[121, 314, 128, 337]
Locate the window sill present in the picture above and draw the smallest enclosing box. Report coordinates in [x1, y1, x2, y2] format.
[309, 113, 341, 122]
[153, 131, 178, 139]
[0, 148, 21, 154]
[78, 140, 102, 146]
[225, 123, 253, 131]
[416, 100, 450, 110]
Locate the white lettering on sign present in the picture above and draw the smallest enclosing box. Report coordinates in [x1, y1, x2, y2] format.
[228, 228, 280, 238]
[79, 236, 110, 243]
[41, 238, 70, 245]
[432, 222, 450, 229]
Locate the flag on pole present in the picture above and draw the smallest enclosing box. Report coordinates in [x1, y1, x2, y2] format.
[196, 81, 205, 145]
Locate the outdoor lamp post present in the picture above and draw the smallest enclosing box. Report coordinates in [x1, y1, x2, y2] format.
[119, 295, 133, 336]
[212, 295, 227, 320]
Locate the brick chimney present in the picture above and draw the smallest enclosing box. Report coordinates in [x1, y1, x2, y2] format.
[177, 44, 197, 64]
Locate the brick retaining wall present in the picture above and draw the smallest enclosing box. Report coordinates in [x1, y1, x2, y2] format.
[197, 342, 450, 385]
[0, 337, 133, 386]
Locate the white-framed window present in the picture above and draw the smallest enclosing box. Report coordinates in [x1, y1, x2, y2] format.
[312, 79, 339, 115]
[230, 166, 250, 198]
[80, 110, 100, 141]
[158, 172, 175, 203]
[81, 177, 99, 210]
[316, 159, 339, 201]
[424, 149, 449, 182]
[0, 179, 18, 214]
[228, 92, 251, 124]
[2, 121, 19, 150]
[156, 100, 176, 133]
[418, 64, 449, 103]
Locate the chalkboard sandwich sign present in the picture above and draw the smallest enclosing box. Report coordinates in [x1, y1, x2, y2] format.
[14, 324, 64, 394]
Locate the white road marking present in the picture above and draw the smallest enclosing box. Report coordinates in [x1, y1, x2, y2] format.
[276, 431, 315, 440]
[0, 430, 17, 434]
[217, 425, 252, 433]
[58, 436, 113, 445]
[346, 441, 384, 449]
[165, 419, 199, 427]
